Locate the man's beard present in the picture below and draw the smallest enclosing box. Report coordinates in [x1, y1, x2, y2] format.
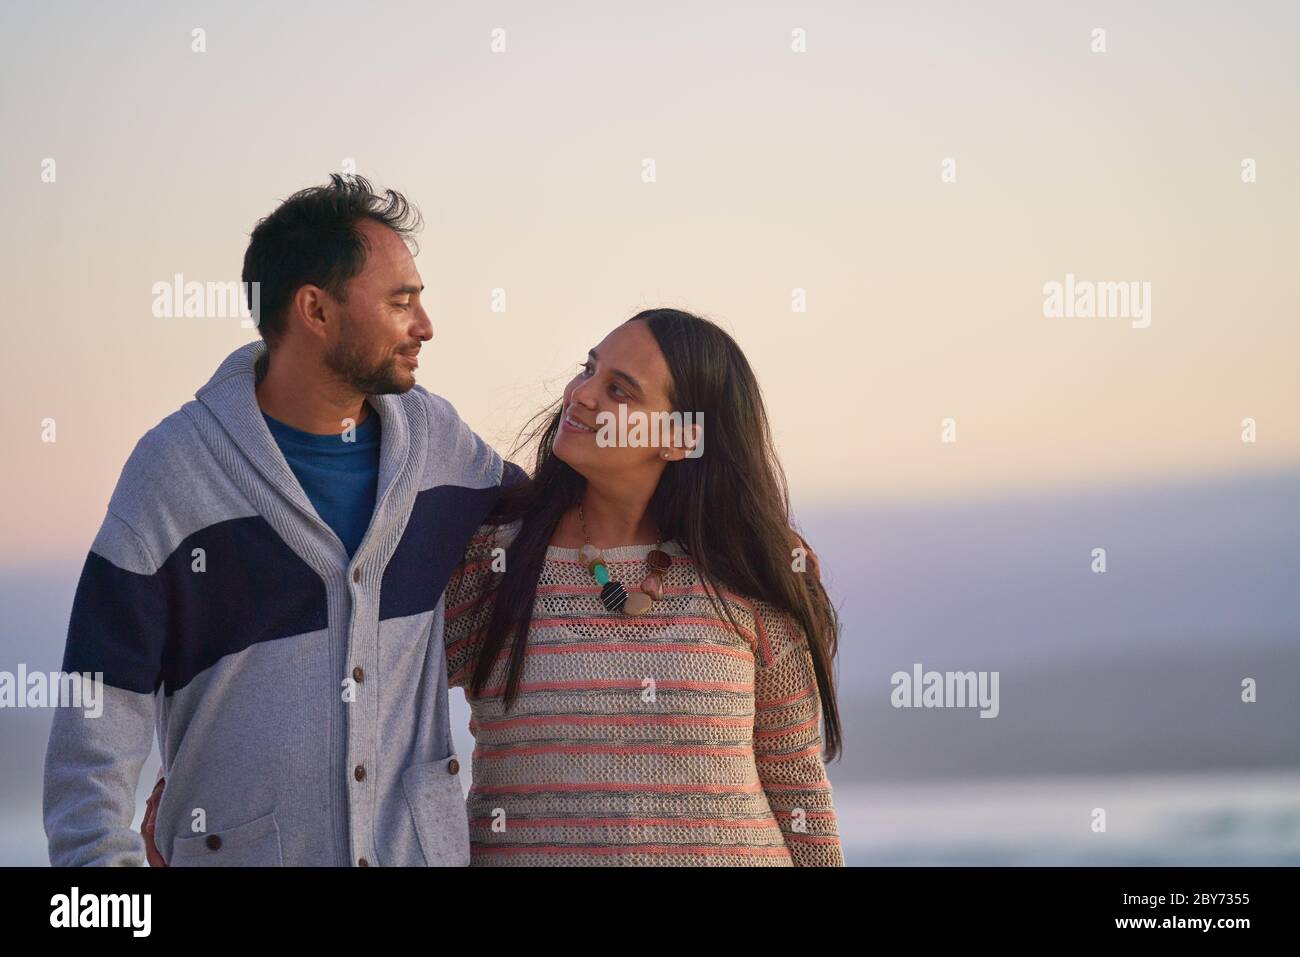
[324, 329, 411, 395]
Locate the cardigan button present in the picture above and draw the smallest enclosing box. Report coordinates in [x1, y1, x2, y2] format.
[354, 764, 366, 782]
[358, 857, 369, 867]
[352, 567, 361, 583]
[205, 834, 222, 851]
[352, 666, 364, 683]
[447, 758, 460, 775]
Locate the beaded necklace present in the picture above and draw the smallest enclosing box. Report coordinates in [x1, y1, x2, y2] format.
[577, 504, 672, 616]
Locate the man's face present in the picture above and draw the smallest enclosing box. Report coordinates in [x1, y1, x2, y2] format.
[323, 217, 432, 394]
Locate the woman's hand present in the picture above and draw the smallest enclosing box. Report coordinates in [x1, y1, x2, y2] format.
[790, 530, 821, 582]
[140, 775, 168, 867]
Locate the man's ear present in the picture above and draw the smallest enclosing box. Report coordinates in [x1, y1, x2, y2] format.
[293, 284, 332, 342]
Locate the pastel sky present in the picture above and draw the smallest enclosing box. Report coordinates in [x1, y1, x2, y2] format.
[2, 0, 1297, 563]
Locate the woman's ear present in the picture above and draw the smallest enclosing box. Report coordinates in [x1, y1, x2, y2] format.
[659, 421, 702, 462]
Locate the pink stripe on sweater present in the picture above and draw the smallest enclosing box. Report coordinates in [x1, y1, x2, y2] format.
[471, 781, 765, 796]
[473, 843, 792, 858]
[470, 713, 752, 732]
[531, 615, 757, 645]
[475, 678, 753, 697]
[469, 816, 781, 830]
[493, 640, 754, 661]
[473, 742, 751, 760]
[447, 588, 494, 619]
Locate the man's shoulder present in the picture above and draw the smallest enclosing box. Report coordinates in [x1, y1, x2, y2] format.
[407, 383, 463, 424]
[406, 385, 508, 484]
[121, 404, 205, 476]
[106, 405, 206, 521]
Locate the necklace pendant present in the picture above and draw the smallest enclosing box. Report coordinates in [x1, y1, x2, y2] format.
[622, 591, 653, 616]
[640, 573, 664, 600]
[647, 549, 672, 573]
[599, 581, 629, 613]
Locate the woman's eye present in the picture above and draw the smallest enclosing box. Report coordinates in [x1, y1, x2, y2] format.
[610, 383, 627, 398]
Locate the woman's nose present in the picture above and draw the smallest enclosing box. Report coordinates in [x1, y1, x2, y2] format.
[570, 378, 599, 408]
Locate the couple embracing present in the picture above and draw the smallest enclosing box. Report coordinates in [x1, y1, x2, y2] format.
[43, 175, 844, 867]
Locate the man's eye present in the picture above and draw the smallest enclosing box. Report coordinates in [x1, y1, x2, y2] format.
[396, 302, 411, 309]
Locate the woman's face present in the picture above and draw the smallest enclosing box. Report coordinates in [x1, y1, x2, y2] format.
[553, 319, 696, 479]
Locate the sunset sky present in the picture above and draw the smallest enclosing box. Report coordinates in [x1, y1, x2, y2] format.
[3, 0, 1297, 563]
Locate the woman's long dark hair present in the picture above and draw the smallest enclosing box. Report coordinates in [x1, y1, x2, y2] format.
[467, 308, 842, 760]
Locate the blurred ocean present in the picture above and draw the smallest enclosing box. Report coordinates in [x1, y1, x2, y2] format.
[832, 770, 1300, 866]
[3, 469, 1297, 865]
[5, 770, 1297, 866]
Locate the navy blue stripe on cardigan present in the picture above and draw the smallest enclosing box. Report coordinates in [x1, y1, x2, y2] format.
[63, 462, 527, 697]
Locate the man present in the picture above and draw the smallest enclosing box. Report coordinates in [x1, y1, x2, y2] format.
[44, 175, 522, 866]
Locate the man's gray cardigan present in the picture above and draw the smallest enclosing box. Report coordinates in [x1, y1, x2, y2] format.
[43, 340, 520, 866]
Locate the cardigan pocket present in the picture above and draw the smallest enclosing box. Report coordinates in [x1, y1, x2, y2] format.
[170, 811, 283, 866]
[401, 755, 470, 867]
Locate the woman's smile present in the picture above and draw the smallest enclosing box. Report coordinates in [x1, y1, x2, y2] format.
[561, 412, 597, 434]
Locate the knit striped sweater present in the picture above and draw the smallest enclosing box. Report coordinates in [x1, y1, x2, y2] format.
[444, 522, 844, 866]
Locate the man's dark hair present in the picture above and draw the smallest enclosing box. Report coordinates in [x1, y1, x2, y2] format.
[242, 174, 423, 347]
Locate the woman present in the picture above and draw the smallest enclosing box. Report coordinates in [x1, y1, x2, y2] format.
[441, 308, 843, 865]
[144, 307, 843, 866]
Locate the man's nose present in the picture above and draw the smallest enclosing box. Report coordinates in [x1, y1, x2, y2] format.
[413, 304, 433, 340]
